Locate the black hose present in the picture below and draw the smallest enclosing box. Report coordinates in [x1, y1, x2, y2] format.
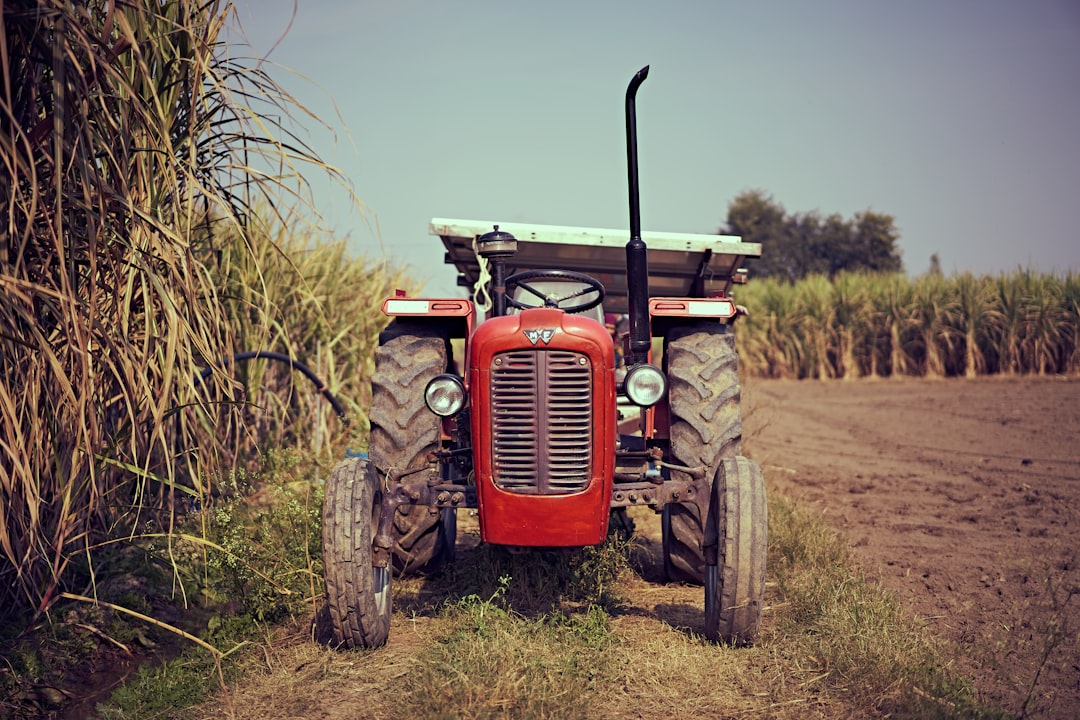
[198, 350, 349, 422]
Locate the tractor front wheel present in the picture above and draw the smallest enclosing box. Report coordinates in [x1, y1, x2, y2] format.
[322, 457, 391, 649]
[704, 456, 767, 644]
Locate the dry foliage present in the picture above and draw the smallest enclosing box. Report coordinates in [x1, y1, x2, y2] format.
[0, 0, 359, 620]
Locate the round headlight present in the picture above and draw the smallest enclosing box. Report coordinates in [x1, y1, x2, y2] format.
[424, 374, 466, 417]
[623, 363, 667, 407]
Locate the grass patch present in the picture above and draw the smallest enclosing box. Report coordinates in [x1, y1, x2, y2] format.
[90, 450, 325, 719]
[4, 466, 1011, 719]
[400, 585, 612, 720]
[386, 496, 1005, 719]
[0, 449, 326, 720]
[765, 495, 997, 718]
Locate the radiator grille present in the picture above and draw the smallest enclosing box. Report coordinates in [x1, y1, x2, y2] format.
[490, 350, 592, 494]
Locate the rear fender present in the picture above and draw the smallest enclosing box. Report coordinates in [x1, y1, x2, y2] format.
[383, 296, 475, 375]
[382, 296, 475, 339]
[646, 296, 739, 441]
[648, 296, 738, 337]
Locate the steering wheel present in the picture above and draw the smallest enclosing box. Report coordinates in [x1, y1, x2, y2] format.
[504, 269, 605, 314]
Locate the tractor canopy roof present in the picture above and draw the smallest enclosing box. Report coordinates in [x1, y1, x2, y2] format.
[432, 218, 762, 315]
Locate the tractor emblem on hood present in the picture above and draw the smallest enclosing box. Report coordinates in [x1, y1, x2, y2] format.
[523, 328, 556, 345]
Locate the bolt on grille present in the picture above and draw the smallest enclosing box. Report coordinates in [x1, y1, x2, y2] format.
[490, 350, 592, 494]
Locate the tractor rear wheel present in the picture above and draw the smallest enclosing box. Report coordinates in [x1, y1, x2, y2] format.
[662, 322, 742, 584]
[369, 320, 456, 575]
[322, 457, 391, 649]
[704, 456, 768, 644]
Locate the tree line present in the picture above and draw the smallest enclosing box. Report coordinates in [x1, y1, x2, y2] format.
[723, 190, 904, 281]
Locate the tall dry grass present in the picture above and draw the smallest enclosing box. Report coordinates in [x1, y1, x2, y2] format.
[206, 214, 415, 462]
[736, 269, 1079, 379]
[0, 1, 361, 620]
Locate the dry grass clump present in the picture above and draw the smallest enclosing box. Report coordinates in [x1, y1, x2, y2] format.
[398, 599, 611, 720]
[0, 0, 386, 627]
[206, 215, 413, 464]
[764, 496, 984, 718]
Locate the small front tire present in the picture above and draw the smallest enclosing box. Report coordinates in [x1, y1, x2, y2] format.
[322, 457, 391, 649]
[704, 456, 767, 645]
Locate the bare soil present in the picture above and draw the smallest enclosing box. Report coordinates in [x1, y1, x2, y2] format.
[743, 376, 1080, 719]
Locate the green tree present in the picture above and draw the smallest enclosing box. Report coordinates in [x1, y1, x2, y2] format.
[723, 191, 903, 281]
[725, 190, 797, 280]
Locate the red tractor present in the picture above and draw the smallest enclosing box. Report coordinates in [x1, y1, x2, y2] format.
[322, 66, 766, 649]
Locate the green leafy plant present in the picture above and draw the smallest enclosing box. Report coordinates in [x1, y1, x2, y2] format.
[188, 449, 324, 622]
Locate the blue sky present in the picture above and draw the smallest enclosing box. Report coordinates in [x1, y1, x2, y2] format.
[231, 0, 1080, 296]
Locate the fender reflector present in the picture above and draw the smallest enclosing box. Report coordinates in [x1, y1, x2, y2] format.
[384, 299, 430, 314]
[383, 298, 473, 316]
[649, 298, 736, 318]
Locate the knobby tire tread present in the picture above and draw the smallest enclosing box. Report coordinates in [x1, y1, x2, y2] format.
[369, 321, 454, 574]
[662, 322, 743, 584]
[322, 457, 390, 648]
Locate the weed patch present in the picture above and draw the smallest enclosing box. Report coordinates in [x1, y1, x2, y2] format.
[187, 449, 324, 622]
[400, 583, 614, 720]
[767, 495, 994, 718]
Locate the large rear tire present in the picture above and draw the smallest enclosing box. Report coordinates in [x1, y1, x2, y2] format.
[704, 456, 767, 644]
[661, 322, 742, 584]
[369, 321, 456, 575]
[322, 457, 391, 649]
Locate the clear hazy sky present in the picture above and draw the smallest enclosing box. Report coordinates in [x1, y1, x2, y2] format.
[232, 0, 1080, 296]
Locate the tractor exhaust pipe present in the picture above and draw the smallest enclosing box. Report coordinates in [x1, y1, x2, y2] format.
[625, 65, 650, 366]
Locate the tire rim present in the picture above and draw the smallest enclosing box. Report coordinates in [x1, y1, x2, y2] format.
[704, 564, 718, 617]
[372, 565, 391, 617]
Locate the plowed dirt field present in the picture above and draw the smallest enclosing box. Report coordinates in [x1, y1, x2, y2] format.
[743, 376, 1080, 718]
